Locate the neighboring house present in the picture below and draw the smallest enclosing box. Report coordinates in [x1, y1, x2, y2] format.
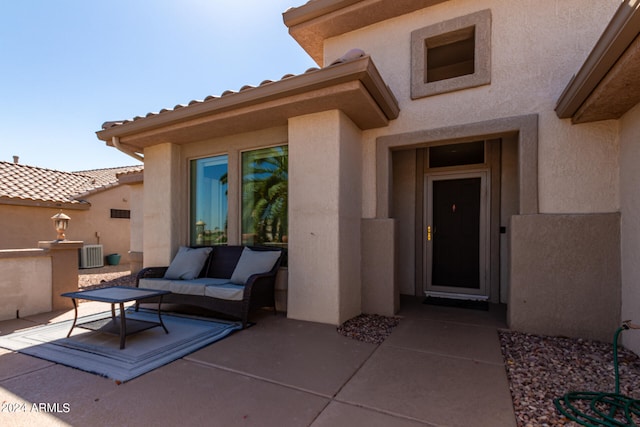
[0, 159, 143, 269]
[96, 0, 640, 351]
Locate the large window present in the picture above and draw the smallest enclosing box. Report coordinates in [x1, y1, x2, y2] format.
[190, 155, 228, 246]
[241, 146, 288, 247]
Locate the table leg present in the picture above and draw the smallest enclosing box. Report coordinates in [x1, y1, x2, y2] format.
[157, 295, 169, 334]
[66, 298, 78, 338]
[119, 302, 126, 349]
[111, 304, 116, 321]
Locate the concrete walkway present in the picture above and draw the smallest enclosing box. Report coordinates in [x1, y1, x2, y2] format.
[0, 297, 516, 426]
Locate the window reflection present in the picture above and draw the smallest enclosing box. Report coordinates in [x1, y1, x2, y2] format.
[241, 146, 288, 247]
[190, 155, 228, 246]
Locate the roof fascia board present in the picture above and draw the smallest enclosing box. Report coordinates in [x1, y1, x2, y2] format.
[283, 0, 362, 27]
[555, 0, 640, 119]
[97, 56, 398, 142]
[117, 172, 144, 185]
[0, 197, 90, 210]
[284, 0, 449, 64]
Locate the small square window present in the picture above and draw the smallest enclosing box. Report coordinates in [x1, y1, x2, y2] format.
[411, 9, 491, 99]
[425, 27, 475, 83]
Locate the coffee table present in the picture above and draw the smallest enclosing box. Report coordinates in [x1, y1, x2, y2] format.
[61, 286, 171, 349]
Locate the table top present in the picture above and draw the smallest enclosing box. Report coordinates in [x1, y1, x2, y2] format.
[61, 286, 171, 303]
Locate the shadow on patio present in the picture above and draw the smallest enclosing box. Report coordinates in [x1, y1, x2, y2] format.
[0, 297, 515, 427]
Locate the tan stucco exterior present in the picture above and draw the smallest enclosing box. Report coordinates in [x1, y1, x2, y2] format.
[0, 249, 51, 320]
[0, 184, 135, 266]
[509, 213, 621, 342]
[97, 0, 639, 345]
[0, 241, 81, 321]
[320, 0, 620, 217]
[288, 110, 362, 324]
[620, 101, 640, 353]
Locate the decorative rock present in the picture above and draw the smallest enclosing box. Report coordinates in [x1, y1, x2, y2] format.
[337, 314, 400, 344]
[500, 330, 640, 426]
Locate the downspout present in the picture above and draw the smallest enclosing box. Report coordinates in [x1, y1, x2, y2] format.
[112, 136, 144, 162]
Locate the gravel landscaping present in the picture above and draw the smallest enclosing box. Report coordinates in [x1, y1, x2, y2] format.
[78, 267, 136, 290]
[337, 313, 400, 344]
[500, 330, 640, 427]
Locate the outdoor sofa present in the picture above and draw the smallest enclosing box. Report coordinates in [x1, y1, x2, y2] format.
[135, 245, 284, 328]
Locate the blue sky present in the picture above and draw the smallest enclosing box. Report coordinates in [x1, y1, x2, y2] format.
[0, 0, 316, 172]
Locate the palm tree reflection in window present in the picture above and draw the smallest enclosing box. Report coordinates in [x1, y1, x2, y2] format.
[242, 146, 288, 247]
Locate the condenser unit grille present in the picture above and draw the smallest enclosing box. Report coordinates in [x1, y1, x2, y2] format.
[79, 244, 104, 268]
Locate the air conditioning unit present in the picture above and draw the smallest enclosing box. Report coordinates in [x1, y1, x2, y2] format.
[79, 244, 104, 268]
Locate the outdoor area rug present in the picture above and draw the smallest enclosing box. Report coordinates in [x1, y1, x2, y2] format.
[0, 309, 242, 382]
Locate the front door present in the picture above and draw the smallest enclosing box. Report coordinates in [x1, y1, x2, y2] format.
[425, 171, 489, 299]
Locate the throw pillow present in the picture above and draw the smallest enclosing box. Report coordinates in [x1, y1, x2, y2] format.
[230, 248, 281, 284]
[164, 246, 213, 280]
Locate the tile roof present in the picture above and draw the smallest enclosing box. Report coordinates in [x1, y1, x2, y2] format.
[0, 162, 143, 207]
[100, 66, 323, 131]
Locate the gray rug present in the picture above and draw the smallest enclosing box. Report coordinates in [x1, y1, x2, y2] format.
[0, 309, 242, 382]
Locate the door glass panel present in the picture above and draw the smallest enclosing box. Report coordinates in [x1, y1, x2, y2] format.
[429, 141, 484, 168]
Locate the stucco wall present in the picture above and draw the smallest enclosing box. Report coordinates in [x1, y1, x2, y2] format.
[72, 187, 132, 263]
[509, 213, 621, 342]
[143, 143, 185, 267]
[0, 184, 133, 265]
[0, 250, 51, 320]
[620, 102, 640, 353]
[0, 205, 61, 248]
[288, 110, 362, 325]
[129, 182, 144, 273]
[322, 0, 621, 218]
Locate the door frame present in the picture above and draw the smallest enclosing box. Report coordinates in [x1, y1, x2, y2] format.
[424, 169, 490, 300]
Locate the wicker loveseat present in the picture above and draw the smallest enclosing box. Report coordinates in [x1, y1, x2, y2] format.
[135, 245, 284, 328]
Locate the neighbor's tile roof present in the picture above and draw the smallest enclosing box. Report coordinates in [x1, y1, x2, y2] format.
[0, 162, 143, 206]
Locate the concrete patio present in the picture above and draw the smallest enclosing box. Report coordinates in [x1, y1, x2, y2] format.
[0, 297, 516, 426]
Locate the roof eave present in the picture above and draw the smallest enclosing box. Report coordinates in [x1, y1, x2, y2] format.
[117, 171, 144, 185]
[555, 0, 640, 123]
[96, 56, 399, 149]
[283, 0, 449, 65]
[0, 197, 91, 210]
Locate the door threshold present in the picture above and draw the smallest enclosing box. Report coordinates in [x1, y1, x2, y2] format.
[423, 293, 489, 311]
[424, 291, 488, 301]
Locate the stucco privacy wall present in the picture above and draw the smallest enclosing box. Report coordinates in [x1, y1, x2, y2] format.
[321, 0, 621, 218]
[288, 110, 362, 325]
[509, 214, 621, 343]
[0, 250, 51, 320]
[620, 102, 640, 354]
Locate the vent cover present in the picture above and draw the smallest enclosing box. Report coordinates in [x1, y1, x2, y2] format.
[79, 245, 104, 269]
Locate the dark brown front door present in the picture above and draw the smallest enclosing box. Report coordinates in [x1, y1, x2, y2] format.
[432, 177, 481, 288]
[426, 172, 488, 298]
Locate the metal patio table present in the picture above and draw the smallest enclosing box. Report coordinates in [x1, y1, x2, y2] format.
[61, 286, 170, 349]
